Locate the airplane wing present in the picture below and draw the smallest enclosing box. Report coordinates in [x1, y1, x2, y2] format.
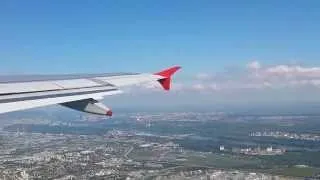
[0, 66, 181, 115]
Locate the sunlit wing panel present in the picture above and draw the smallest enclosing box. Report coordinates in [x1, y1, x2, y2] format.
[0, 66, 181, 115]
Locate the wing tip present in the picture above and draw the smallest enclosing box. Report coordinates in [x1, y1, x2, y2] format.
[155, 66, 181, 91]
[155, 66, 181, 78]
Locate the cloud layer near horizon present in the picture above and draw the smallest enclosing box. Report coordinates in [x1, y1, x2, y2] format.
[116, 61, 320, 105]
[175, 61, 320, 92]
[104, 61, 320, 106]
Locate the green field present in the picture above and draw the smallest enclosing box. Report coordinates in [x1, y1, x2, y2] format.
[269, 166, 320, 177]
[179, 152, 261, 169]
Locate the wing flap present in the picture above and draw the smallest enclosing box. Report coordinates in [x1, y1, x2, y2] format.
[0, 90, 122, 114]
[61, 99, 113, 116]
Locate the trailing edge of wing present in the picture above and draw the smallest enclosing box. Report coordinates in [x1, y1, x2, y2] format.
[0, 90, 122, 114]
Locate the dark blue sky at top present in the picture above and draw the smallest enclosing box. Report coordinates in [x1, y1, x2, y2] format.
[1, 0, 320, 75]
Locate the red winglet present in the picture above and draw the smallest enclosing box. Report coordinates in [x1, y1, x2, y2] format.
[155, 66, 181, 91]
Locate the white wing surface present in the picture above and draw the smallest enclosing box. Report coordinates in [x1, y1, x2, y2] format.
[0, 66, 181, 115]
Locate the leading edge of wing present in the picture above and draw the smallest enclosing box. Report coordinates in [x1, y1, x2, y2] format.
[0, 73, 139, 84]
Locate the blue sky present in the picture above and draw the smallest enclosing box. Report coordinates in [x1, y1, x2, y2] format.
[2, 0, 320, 106]
[1, 0, 320, 75]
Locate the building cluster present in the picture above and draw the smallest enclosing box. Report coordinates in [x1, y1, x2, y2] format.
[219, 145, 285, 156]
[147, 170, 295, 180]
[130, 112, 227, 122]
[250, 131, 320, 141]
[238, 146, 285, 156]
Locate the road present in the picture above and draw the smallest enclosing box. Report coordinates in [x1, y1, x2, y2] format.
[124, 146, 134, 159]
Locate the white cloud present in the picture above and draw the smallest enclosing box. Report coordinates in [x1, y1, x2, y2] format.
[191, 61, 320, 92]
[171, 83, 185, 91]
[209, 83, 220, 91]
[192, 84, 206, 91]
[264, 65, 320, 79]
[247, 61, 261, 70]
[195, 73, 212, 80]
